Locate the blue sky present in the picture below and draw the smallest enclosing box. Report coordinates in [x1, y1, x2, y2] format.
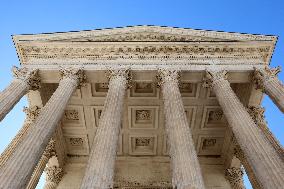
[0, 1, 283, 188]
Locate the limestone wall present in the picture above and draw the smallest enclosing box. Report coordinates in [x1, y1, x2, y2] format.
[57, 158, 231, 189]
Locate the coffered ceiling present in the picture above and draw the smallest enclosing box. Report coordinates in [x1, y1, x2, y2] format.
[38, 71, 257, 167]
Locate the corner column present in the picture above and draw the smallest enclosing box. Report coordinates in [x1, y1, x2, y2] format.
[0, 106, 41, 167]
[158, 69, 205, 189]
[203, 70, 284, 189]
[253, 67, 284, 113]
[0, 68, 85, 189]
[0, 66, 40, 121]
[80, 69, 129, 189]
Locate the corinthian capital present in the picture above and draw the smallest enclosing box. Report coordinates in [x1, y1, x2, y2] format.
[59, 68, 86, 87]
[156, 69, 180, 86]
[252, 66, 281, 90]
[42, 139, 56, 159]
[247, 106, 266, 125]
[202, 70, 228, 89]
[106, 69, 132, 87]
[44, 165, 64, 184]
[23, 106, 41, 122]
[234, 145, 245, 161]
[12, 66, 40, 90]
[225, 167, 245, 187]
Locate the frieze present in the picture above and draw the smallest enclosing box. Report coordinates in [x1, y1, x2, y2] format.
[18, 44, 270, 64]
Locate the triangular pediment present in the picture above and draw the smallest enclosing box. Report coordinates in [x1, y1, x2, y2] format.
[13, 25, 276, 43]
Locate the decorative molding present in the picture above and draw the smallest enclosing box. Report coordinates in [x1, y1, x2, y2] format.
[12, 66, 40, 90]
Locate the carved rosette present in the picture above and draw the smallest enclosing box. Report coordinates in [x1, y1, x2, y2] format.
[12, 66, 40, 90]
[225, 167, 245, 189]
[202, 70, 228, 89]
[59, 68, 86, 87]
[252, 66, 281, 91]
[23, 106, 41, 122]
[44, 166, 64, 184]
[106, 68, 132, 88]
[42, 139, 56, 159]
[156, 69, 180, 87]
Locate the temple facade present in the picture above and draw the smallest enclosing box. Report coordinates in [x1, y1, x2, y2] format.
[0, 25, 283, 189]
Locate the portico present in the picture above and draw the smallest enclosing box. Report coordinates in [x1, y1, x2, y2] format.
[0, 26, 283, 189]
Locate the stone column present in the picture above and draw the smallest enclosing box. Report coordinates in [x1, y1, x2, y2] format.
[252, 66, 284, 113]
[0, 106, 41, 168]
[43, 166, 64, 189]
[247, 106, 284, 159]
[0, 66, 40, 121]
[203, 70, 284, 189]
[225, 167, 245, 189]
[26, 140, 56, 189]
[0, 68, 85, 189]
[80, 69, 129, 189]
[158, 69, 205, 189]
[234, 145, 263, 189]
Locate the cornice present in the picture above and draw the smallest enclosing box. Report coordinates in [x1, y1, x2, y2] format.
[13, 25, 277, 42]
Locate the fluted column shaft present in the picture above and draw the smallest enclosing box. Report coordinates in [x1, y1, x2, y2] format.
[204, 70, 284, 189]
[80, 70, 128, 189]
[0, 68, 85, 189]
[43, 166, 63, 189]
[253, 67, 284, 113]
[0, 67, 40, 121]
[26, 140, 56, 189]
[225, 167, 245, 189]
[159, 70, 205, 189]
[0, 106, 41, 167]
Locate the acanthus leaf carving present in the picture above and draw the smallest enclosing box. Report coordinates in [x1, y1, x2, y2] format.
[42, 139, 56, 159]
[225, 167, 245, 188]
[23, 106, 41, 122]
[202, 70, 228, 89]
[59, 67, 86, 87]
[12, 66, 41, 90]
[252, 66, 281, 91]
[44, 165, 64, 184]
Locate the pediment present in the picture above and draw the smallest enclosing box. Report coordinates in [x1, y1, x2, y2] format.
[13, 25, 276, 43]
